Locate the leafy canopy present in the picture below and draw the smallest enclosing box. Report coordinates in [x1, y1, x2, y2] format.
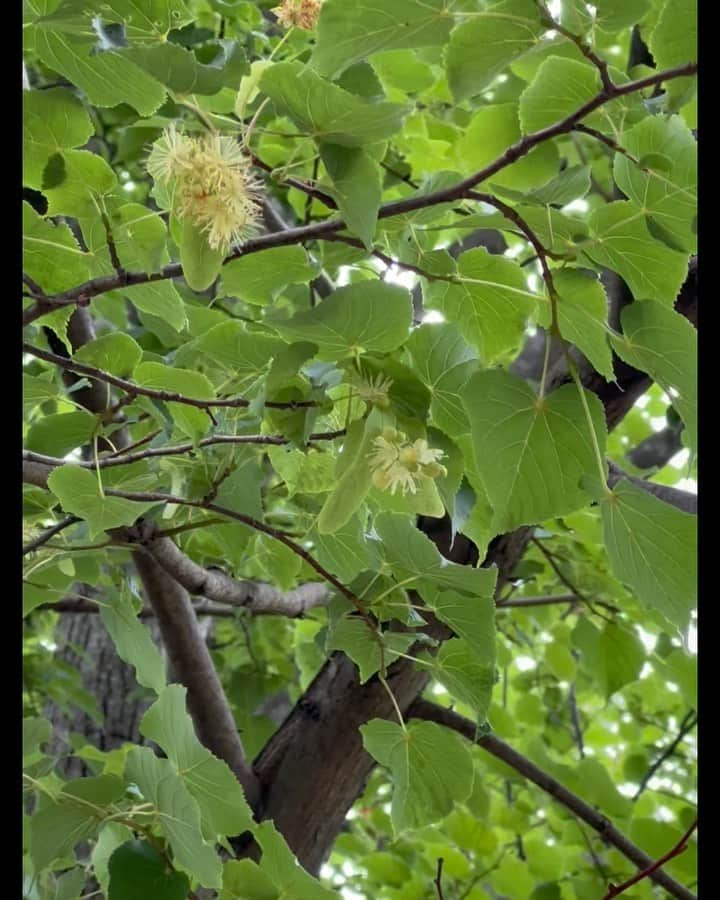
[23, 0, 697, 898]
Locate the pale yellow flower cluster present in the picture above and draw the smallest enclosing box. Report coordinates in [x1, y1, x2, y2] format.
[272, 0, 322, 29]
[146, 126, 262, 252]
[353, 371, 393, 409]
[368, 428, 447, 496]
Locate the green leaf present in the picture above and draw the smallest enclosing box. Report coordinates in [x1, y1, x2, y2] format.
[457, 103, 558, 189]
[180, 322, 284, 396]
[572, 618, 645, 697]
[22, 372, 58, 415]
[613, 115, 697, 253]
[612, 300, 696, 450]
[361, 719, 474, 834]
[268, 446, 335, 497]
[34, 29, 166, 116]
[462, 370, 607, 532]
[92, 823, 134, 896]
[601, 480, 697, 630]
[373, 512, 497, 600]
[23, 87, 94, 187]
[446, 0, 543, 101]
[406, 323, 478, 437]
[436, 248, 538, 364]
[260, 62, 408, 147]
[23, 715, 52, 764]
[108, 840, 190, 900]
[122, 282, 188, 332]
[122, 40, 246, 96]
[47, 465, 156, 539]
[134, 361, 215, 440]
[593, 0, 652, 31]
[125, 747, 222, 888]
[310, 515, 379, 582]
[99, 588, 166, 695]
[312, 0, 454, 79]
[650, 0, 697, 109]
[523, 165, 591, 206]
[320, 144, 381, 249]
[537, 268, 614, 382]
[179, 216, 225, 293]
[519, 57, 599, 133]
[326, 616, 415, 683]
[30, 776, 126, 872]
[269, 281, 412, 359]
[74, 333, 143, 377]
[26, 410, 97, 457]
[44, 149, 117, 218]
[431, 638, 495, 718]
[253, 821, 338, 899]
[140, 685, 254, 837]
[221, 247, 316, 305]
[583, 201, 690, 304]
[221, 859, 278, 900]
[425, 590, 497, 655]
[317, 417, 375, 534]
[23, 201, 91, 293]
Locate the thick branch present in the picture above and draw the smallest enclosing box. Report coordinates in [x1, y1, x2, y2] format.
[132, 548, 261, 808]
[607, 461, 697, 515]
[143, 534, 330, 617]
[408, 700, 696, 900]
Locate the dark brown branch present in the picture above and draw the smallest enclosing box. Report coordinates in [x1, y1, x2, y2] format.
[496, 592, 578, 609]
[603, 819, 697, 899]
[537, 2, 614, 92]
[23, 515, 80, 555]
[607, 461, 697, 515]
[409, 700, 696, 900]
[251, 153, 337, 209]
[22, 62, 696, 325]
[627, 424, 684, 470]
[433, 858, 446, 900]
[22, 431, 344, 471]
[633, 710, 697, 800]
[23, 343, 316, 411]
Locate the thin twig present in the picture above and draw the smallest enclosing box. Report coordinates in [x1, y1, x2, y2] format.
[22, 515, 80, 555]
[603, 819, 697, 899]
[434, 858, 445, 900]
[633, 711, 698, 800]
[23, 431, 344, 471]
[409, 700, 697, 900]
[23, 343, 316, 411]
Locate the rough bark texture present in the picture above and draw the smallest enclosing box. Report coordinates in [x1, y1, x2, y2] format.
[45, 310, 143, 768]
[47, 591, 160, 774]
[252, 529, 508, 873]
[132, 548, 260, 806]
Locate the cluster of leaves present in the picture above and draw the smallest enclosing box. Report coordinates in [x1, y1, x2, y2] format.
[23, 0, 696, 898]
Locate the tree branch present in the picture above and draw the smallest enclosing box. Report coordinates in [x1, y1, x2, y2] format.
[141, 532, 330, 617]
[22, 430, 344, 471]
[603, 819, 697, 899]
[22, 61, 696, 325]
[408, 699, 696, 900]
[607, 461, 697, 515]
[633, 710, 697, 801]
[132, 547, 261, 808]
